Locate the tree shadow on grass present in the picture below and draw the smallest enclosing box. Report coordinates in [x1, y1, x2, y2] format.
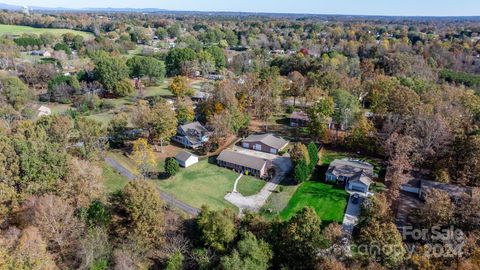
[207, 156, 217, 164]
[156, 172, 170, 180]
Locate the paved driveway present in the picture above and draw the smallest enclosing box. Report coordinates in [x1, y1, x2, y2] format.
[225, 147, 292, 214]
[342, 191, 365, 234]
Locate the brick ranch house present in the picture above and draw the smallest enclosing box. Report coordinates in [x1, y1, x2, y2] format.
[217, 150, 271, 178]
[241, 133, 289, 154]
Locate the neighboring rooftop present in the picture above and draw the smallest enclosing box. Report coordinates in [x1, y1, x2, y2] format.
[179, 121, 209, 135]
[242, 133, 289, 150]
[420, 180, 473, 198]
[290, 111, 309, 121]
[327, 159, 374, 178]
[217, 150, 268, 171]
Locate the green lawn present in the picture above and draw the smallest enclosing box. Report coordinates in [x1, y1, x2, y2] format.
[279, 181, 349, 224]
[0, 24, 93, 38]
[102, 163, 129, 193]
[86, 112, 116, 127]
[320, 149, 349, 165]
[152, 159, 242, 212]
[144, 84, 174, 97]
[260, 178, 299, 220]
[237, 176, 266, 196]
[107, 150, 137, 172]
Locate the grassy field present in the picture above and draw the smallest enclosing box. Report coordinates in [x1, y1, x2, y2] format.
[153, 159, 260, 212]
[0, 24, 93, 38]
[279, 181, 349, 224]
[237, 176, 266, 196]
[102, 163, 129, 193]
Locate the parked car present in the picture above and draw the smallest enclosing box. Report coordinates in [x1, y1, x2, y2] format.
[351, 194, 360, 204]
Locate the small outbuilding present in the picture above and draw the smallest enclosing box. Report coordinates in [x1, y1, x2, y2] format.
[175, 151, 199, 168]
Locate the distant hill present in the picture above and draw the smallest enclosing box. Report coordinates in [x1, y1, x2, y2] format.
[0, 2, 167, 13]
[0, 2, 22, 10]
[1, 2, 479, 21]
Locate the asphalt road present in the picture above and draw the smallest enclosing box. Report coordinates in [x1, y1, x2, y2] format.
[105, 157, 200, 216]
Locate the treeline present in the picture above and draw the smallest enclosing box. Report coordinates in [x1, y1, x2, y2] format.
[440, 69, 480, 88]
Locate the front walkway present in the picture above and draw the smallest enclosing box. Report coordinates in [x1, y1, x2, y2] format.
[224, 149, 292, 215]
[232, 174, 243, 193]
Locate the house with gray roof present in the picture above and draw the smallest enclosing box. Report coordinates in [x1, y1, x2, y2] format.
[289, 111, 309, 127]
[172, 122, 210, 149]
[241, 133, 289, 154]
[175, 151, 199, 168]
[217, 150, 271, 178]
[326, 159, 375, 193]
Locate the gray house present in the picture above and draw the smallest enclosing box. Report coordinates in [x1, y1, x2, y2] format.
[289, 111, 309, 127]
[241, 133, 289, 154]
[172, 122, 210, 149]
[217, 150, 270, 178]
[326, 159, 375, 193]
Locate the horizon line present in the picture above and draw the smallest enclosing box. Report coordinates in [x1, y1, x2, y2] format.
[21, 6, 480, 18]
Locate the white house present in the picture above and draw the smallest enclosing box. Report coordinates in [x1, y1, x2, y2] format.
[175, 151, 199, 168]
[37, 105, 52, 117]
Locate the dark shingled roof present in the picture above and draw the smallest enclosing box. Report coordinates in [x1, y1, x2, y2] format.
[175, 151, 197, 162]
[242, 133, 289, 150]
[326, 159, 374, 178]
[217, 150, 268, 171]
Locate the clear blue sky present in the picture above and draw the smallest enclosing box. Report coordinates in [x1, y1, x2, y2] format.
[7, 0, 480, 16]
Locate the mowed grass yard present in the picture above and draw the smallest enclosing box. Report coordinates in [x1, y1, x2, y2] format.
[0, 24, 93, 38]
[153, 159, 265, 212]
[260, 178, 299, 220]
[279, 181, 349, 224]
[237, 176, 266, 196]
[102, 163, 129, 194]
